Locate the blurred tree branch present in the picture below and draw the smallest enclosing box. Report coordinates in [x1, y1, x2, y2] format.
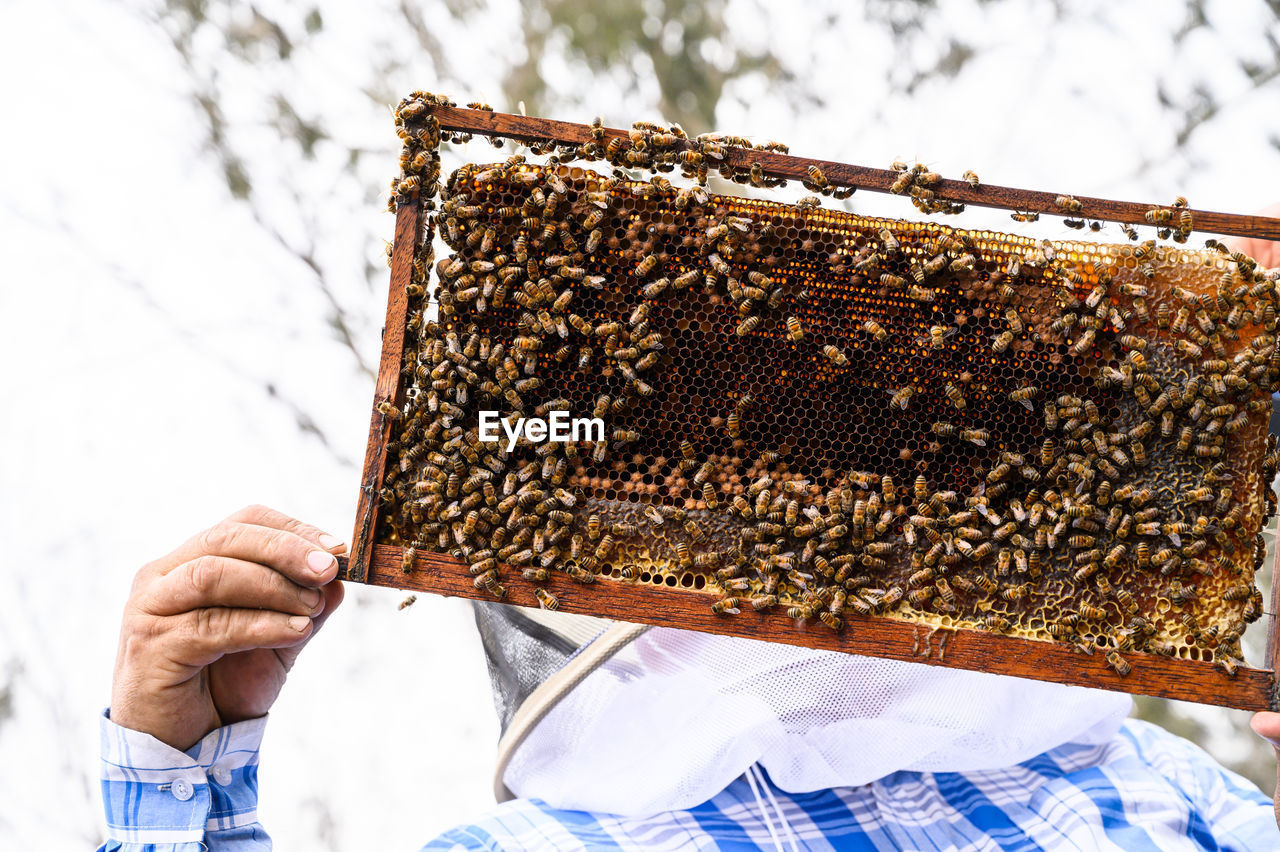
[504, 0, 815, 133]
[152, 0, 376, 380]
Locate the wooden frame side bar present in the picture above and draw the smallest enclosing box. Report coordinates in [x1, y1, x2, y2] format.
[348, 196, 421, 581]
[1264, 521, 1280, 709]
[421, 105, 1280, 241]
[356, 544, 1276, 712]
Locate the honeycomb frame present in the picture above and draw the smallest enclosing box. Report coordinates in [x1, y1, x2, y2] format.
[339, 98, 1280, 711]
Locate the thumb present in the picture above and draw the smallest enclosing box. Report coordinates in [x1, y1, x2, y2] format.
[1249, 712, 1280, 830]
[1250, 711, 1280, 749]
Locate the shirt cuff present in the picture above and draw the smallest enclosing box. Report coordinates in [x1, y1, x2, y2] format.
[100, 708, 266, 847]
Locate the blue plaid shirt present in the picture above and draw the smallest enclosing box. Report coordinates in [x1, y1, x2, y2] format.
[97, 710, 1278, 851]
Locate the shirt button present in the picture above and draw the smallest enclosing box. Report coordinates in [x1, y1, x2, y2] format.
[171, 778, 194, 801]
[211, 767, 233, 786]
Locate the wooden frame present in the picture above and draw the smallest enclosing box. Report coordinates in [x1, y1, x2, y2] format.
[339, 105, 1280, 712]
[412, 106, 1280, 240]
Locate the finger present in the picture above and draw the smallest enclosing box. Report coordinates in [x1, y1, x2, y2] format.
[171, 607, 315, 666]
[141, 555, 325, 617]
[165, 521, 341, 588]
[1251, 712, 1280, 748]
[1229, 237, 1278, 268]
[276, 580, 346, 672]
[224, 504, 348, 554]
[1224, 203, 1280, 267]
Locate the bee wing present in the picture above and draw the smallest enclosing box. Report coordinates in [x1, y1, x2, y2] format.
[1018, 398, 1034, 412]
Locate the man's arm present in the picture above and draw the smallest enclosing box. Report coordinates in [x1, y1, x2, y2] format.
[98, 505, 345, 850]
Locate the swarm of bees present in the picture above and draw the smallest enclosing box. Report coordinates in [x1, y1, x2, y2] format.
[378, 91, 1280, 680]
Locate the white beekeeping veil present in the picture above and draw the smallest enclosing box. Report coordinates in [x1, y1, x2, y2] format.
[489, 611, 1131, 817]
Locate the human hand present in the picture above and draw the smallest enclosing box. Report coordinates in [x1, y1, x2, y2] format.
[1225, 202, 1280, 268]
[110, 505, 346, 750]
[1250, 713, 1280, 828]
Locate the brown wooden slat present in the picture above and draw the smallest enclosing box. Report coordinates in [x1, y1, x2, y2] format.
[341, 545, 1276, 712]
[1266, 522, 1280, 687]
[348, 196, 420, 581]
[422, 105, 1280, 241]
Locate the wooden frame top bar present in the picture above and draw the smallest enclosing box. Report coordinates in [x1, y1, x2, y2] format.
[423, 104, 1280, 241]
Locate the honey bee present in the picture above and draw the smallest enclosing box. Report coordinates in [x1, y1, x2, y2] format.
[943, 382, 966, 410]
[675, 542, 693, 568]
[931, 421, 957, 438]
[635, 254, 659, 277]
[1046, 619, 1076, 639]
[935, 577, 956, 605]
[1055, 195, 1083, 213]
[712, 596, 741, 615]
[917, 325, 958, 349]
[991, 331, 1014, 354]
[890, 385, 916, 410]
[520, 563, 552, 581]
[817, 611, 842, 630]
[1001, 385, 1042, 413]
[907, 284, 937, 304]
[1172, 306, 1190, 334]
[1105, 651, 1132, 676]
[1000, 582, 1030, 602]
[890, 168, 914, 194]
[909, 474, 928, 503]
[981, 613, 1011, 633]
[962, 169, 980, 187]
[907, 587, 935, 606]
[564, 562, 596, 584]
[785, 315, 805, 342]
[995, 306, 1024, 334]
[1079, 603, 1107, 620]
[860, 317, 890, 340]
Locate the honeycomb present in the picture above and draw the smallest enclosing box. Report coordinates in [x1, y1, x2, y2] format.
[377, 93, 1280, 678]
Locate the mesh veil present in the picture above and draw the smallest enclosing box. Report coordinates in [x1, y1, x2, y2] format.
[482, 607, 1132, 817]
